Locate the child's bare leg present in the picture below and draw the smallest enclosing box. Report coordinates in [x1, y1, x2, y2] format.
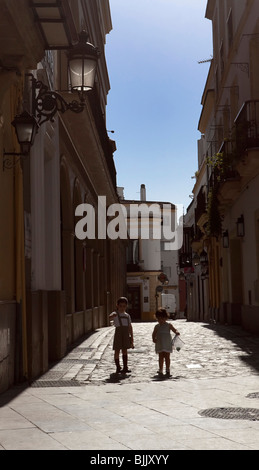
[158, 353, 164, 373]
[165, 352, 171, 373]
[114, 350, 121, 372]
[159, 352, 165, 373]
[122, 349, 131, 373]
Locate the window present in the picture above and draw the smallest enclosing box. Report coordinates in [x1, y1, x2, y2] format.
[127, 239, 139, 264]
[227, 10, 233, 50]
[220, 41, 224, 75]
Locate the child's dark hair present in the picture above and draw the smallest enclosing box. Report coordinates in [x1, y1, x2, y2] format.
[117, 297, 128, 305]
[155, 307, 169, 319]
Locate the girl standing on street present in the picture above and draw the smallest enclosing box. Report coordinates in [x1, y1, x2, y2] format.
[109, 297, 134, 374]
[152, 307, 180, 377]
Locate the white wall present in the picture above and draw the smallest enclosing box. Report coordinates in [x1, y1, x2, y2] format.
[31, 118, 61, 291]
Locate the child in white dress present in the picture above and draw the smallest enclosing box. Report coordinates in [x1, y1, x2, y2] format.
[152, 307, 180, 376]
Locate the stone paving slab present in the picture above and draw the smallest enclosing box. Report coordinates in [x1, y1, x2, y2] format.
[1, 374, 259, 450]
[1, 320, 259, 450]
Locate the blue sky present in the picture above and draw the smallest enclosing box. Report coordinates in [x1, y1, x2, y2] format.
[105, 0, 212, 212]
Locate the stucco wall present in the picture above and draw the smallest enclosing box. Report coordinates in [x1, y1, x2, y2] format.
[0, 302, 16, 393]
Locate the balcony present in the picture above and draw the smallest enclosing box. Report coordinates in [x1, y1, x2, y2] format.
[191, 226, 204, 251]
[195, 186, 207, 230]
[207, 139, 240, 207]
[234, 100, 259, 180]
[235, 100, 259, 157]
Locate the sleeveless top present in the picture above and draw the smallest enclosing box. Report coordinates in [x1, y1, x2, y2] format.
[155, 322, 172, 353]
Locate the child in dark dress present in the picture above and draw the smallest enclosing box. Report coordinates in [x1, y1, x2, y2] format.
[109, 297, 134, 374]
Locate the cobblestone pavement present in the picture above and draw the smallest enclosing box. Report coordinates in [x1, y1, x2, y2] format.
[33, 320, 259, 387]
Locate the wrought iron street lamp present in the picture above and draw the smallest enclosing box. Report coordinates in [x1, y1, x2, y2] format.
[67, 30, 100, 101]
[222, 230, 229, 248]
[3, 30, 100, 168]
[3, 112, 39, 169]
[11, 111, 39, 154]
[199, 249, 208, 265]
[192, 252, 200, 266]
[32, 30, 100, 125]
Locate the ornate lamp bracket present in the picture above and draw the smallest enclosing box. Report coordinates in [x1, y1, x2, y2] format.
[30, 75, 85, 127]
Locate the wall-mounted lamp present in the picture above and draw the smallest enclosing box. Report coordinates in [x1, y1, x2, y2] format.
[3, 30, 100, 169]
[199, 249, 208, 266]
[236, 215, 245, 237]
[3, 111, 39, 170]
[192, 252, 200, 266]
[33, 30, 100, 125]
[222, 230, 229, 248]
[67, 30, 100, 101]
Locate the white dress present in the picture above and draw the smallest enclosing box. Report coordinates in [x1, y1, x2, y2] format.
[155, 322, 172, 353]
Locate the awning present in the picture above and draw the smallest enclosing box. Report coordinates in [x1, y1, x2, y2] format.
[30, 0, 78, 49]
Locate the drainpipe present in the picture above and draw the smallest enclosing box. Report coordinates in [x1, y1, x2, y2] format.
[15, 162, 28, 380]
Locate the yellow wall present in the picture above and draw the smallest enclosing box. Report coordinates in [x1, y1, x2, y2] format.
[0, 76, 28, 376]
[0, 86, 16, 300]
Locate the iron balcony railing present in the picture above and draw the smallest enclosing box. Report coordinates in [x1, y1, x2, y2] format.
[195, 186, 207, 224]
[234, 100, 259, 159]
[208, 138, 240, 192]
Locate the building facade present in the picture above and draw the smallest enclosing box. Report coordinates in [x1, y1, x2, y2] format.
[0, 0, 126, 394]
[184, 0, 259, 332]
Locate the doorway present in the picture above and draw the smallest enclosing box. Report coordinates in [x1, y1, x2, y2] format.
[127, 285, 141, 321]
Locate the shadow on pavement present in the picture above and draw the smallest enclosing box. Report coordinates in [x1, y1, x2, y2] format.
[202, 323, 259, 375]
[0, 330, 99, 405]
[104, 373, 130, 384]
[151, 374, 185, 382]
[0, 383, 28, 408]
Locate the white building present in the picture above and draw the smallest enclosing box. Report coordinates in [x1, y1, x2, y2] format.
[119, 185, 181, 321]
